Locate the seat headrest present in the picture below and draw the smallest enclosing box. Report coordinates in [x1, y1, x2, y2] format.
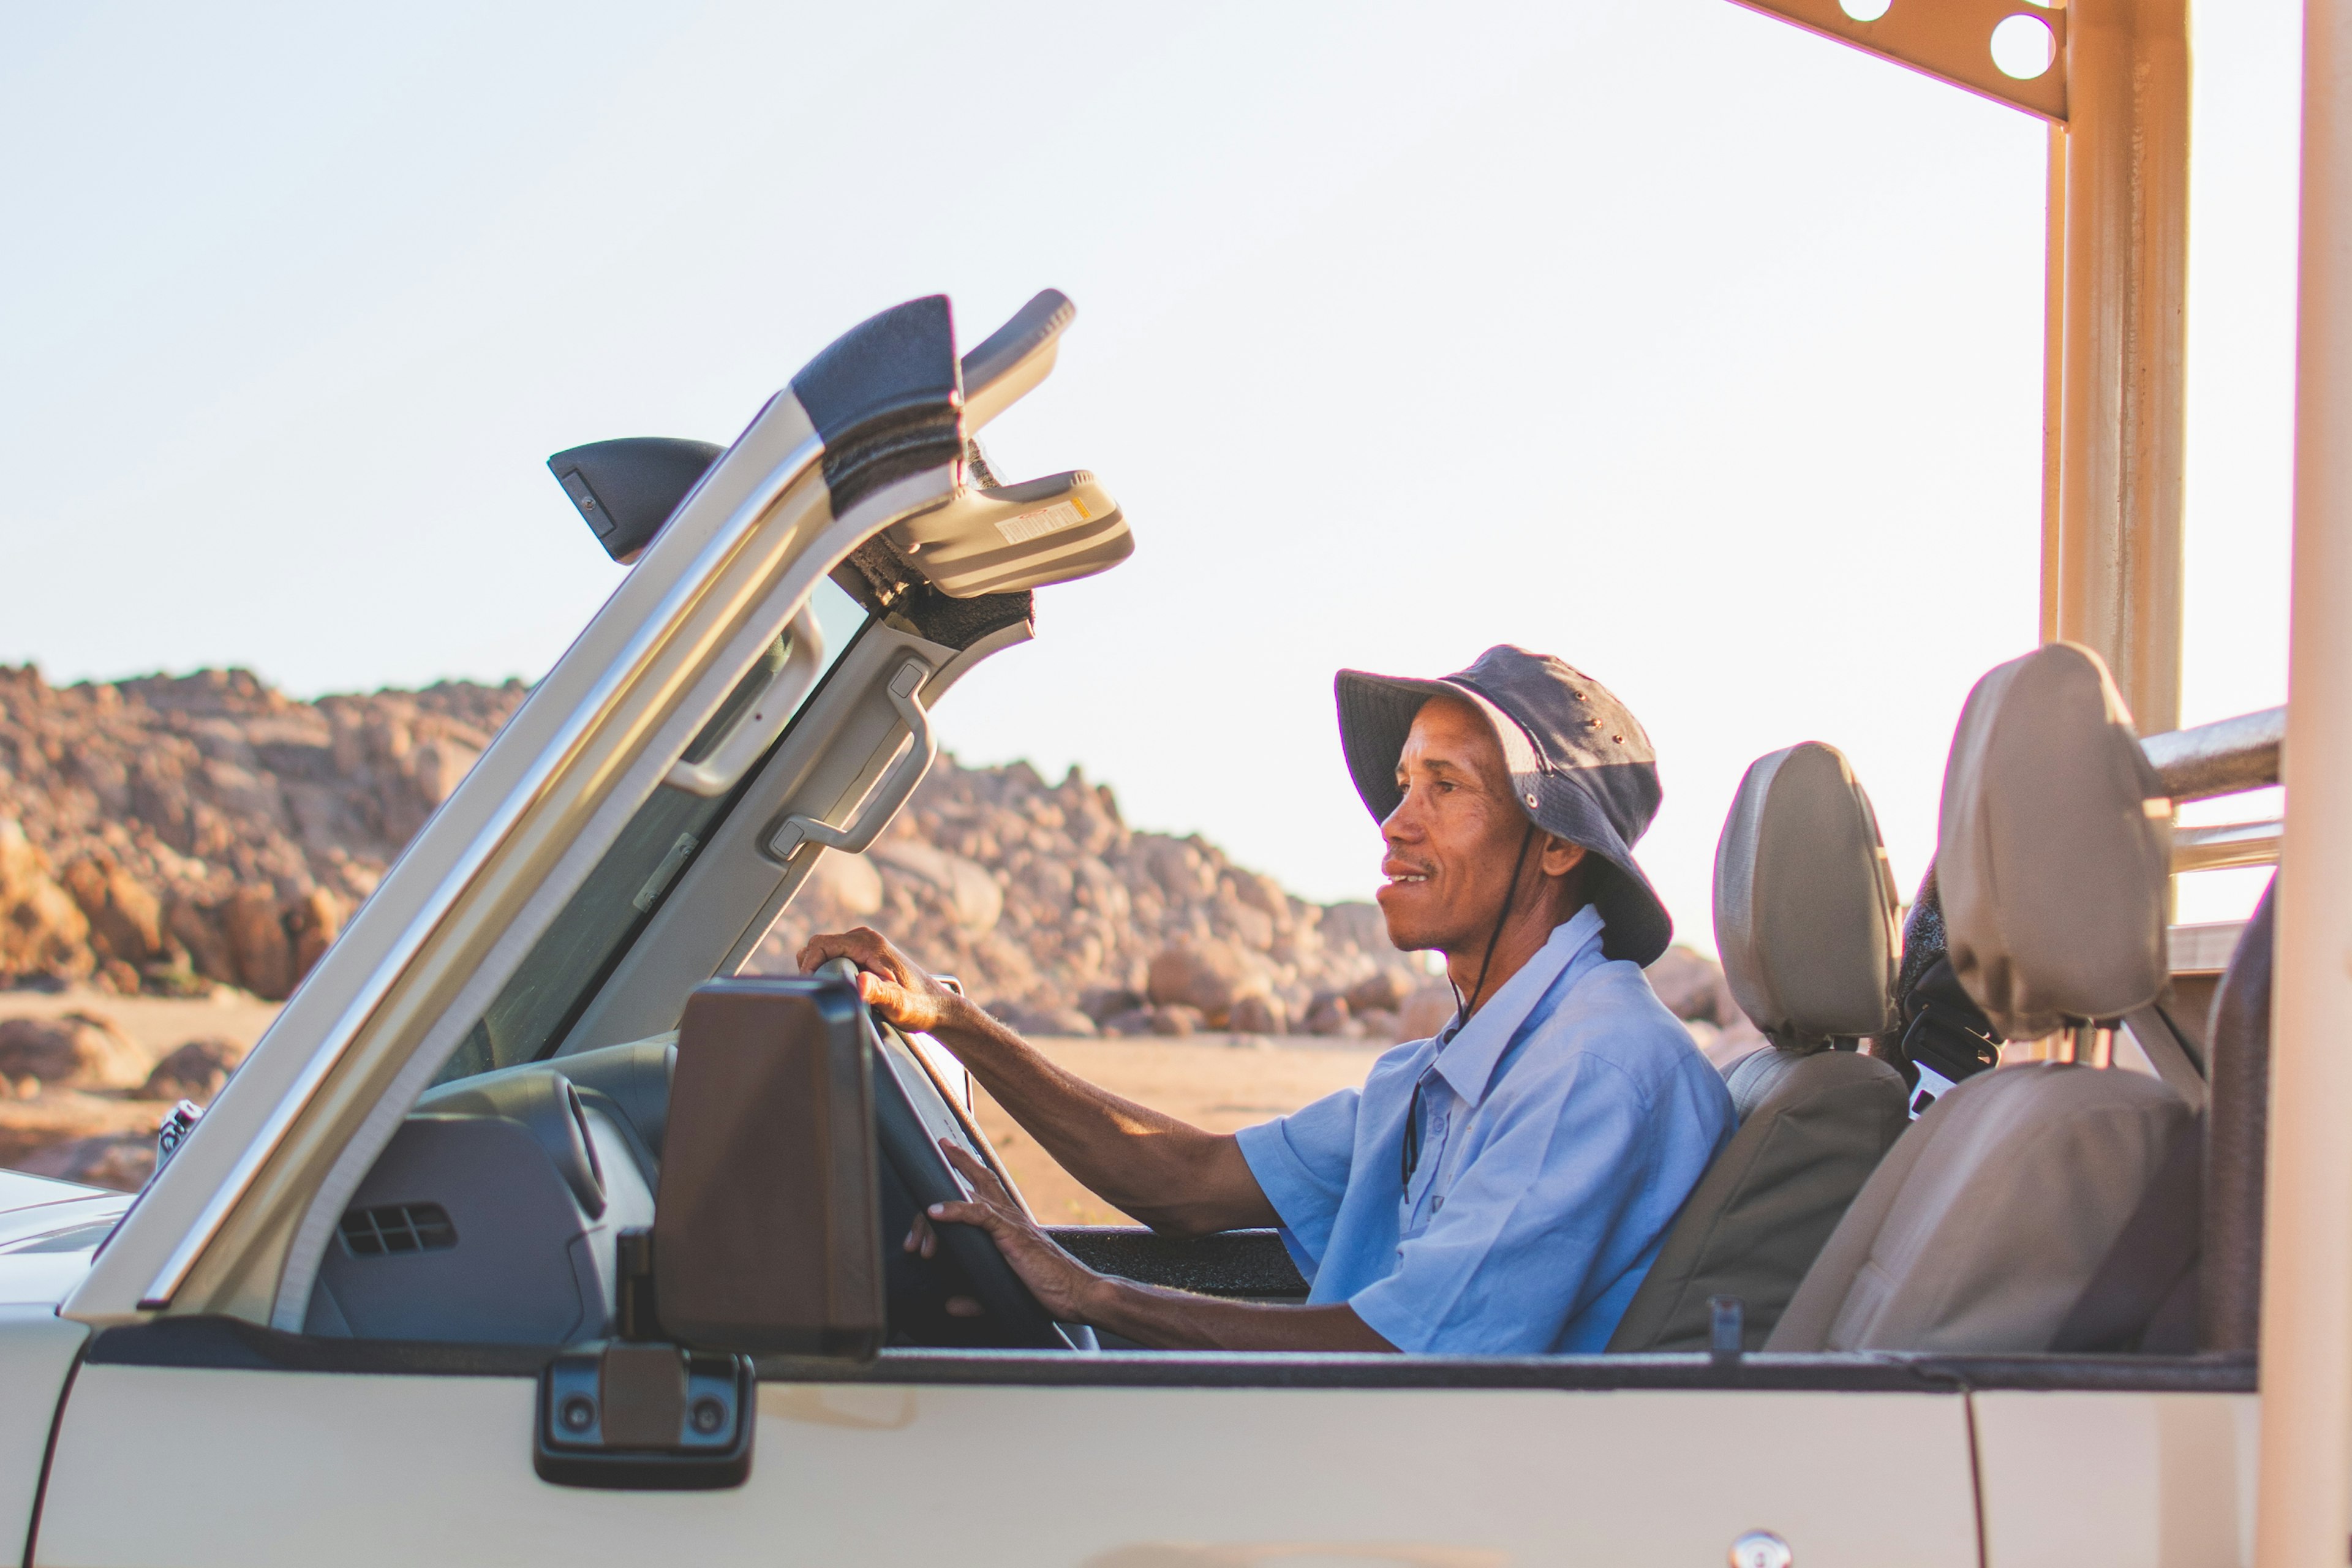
[1938, 643, 2170, 1039]
[1713, 742, 1899, 1050]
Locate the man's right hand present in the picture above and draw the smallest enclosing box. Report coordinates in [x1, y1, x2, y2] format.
[797, 926, 974, 1038]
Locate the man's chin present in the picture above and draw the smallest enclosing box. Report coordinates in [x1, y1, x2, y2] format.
[1374, 888, 1441, 953]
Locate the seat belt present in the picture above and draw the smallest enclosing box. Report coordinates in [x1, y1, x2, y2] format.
[1886, 866, 2003, 1118]
[2049, 1109, 2204, 1354]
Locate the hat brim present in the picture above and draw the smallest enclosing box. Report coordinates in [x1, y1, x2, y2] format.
[1335, 669, 1674, 966]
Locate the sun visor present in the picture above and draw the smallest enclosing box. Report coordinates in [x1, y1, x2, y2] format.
[884, 469, 1132, 598]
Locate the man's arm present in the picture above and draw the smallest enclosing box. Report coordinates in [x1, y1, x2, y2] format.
[799, 927, 1276, 1237]
[922, 1143, 1396, 1352]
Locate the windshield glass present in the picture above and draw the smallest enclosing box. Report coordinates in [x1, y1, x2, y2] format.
[433, 576, 871, 1084]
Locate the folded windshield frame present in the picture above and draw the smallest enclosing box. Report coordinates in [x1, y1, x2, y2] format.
[434, 575, 873, 1085]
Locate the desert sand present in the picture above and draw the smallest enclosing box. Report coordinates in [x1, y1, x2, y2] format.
[0, 987, 1382, 1219]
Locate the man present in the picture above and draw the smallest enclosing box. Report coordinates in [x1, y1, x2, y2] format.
[801, 646, 1734, 1353]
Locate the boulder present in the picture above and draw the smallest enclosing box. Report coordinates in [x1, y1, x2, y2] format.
[1305, 996, 1359, 1038]
[990, 1003, 1097, 1038]
[288, 886, 346, 978]
[1145, 938, 1266, 1026]
[1347, 968, 1417, 1016]
[0, 818, 91, 981]
[166, 897, 236, 985]
[1645, 944, 1739, 1027]
[142, 1036, 249, 1102]
[1356, 1007, 1402, 1042]
[224, 886, 294, 1000]
[1317, 902, 1399, 958]
[1398, 979, 1458, 1042]
[0, 1012, 151, 1090]
[1150, 1005, 1204, 1036]
[804, 851, 884, 921]
[1077, 986, 1145, 1025]
[61, 857, 165, 967]
[1227, 993, 1288, 1037]
[870, 840, 1003, 935]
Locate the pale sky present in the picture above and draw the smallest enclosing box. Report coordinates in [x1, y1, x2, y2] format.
[0, 2, 2302, 947]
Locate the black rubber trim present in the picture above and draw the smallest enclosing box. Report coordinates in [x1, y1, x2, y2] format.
[86, 1318, 2254, 1395]
[790, 295, 963, 518]
[740, 1349, 2255, 1394]
[831, 537, 1035, 652]
[1047, 1226, 1308, 1298]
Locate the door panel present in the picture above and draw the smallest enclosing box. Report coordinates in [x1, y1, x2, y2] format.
[1970, 1391, 2258, 1568]
[36, 1363, 1978, 1567]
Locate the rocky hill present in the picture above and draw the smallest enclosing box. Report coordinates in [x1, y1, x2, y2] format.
[0, 663, 1748, 1049]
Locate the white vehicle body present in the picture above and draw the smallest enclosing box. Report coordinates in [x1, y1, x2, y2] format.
[9, 0, 2351, 1529]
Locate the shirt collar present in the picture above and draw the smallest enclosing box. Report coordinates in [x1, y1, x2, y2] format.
[1428, 904, 1606, 1107]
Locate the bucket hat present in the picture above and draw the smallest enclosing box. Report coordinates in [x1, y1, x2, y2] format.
[1335, 645, 1672, 965]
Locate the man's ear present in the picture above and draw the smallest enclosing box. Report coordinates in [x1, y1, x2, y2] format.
[1537, 836, 1588, 880]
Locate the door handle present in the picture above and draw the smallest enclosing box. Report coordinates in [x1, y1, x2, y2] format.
[664, 601, 828, 797]
[767, 657, 935, 858]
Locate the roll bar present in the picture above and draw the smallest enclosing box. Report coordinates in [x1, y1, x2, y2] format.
[2142, 706, 2285, 801]
[2139, 707, 2284, 874]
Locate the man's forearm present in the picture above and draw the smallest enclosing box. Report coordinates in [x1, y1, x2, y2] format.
[930, 1003, 1274, 1235]
[1075, 1275, 1398, 1352]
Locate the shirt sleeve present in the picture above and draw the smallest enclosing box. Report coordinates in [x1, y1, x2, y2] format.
[1345, 1052, 1662, 1355]
[1234, 1085, 1361, 1279]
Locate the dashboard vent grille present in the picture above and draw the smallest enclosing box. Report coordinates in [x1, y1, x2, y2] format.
[339, 1202, 457, 1257]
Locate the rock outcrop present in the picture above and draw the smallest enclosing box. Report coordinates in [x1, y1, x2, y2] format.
[0, 663, 1745, 1050]
[0, 664, 524, 998]
[747, 755, 1428, 1037]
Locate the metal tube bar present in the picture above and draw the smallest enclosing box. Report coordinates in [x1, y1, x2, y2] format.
[2255, 0, 2352, 1554]
[2050, 0, 2190, 736]
[2042, 121, 2068, 644]
[2141, 705, 2286, 800]
[2170, 820, 2282, 874]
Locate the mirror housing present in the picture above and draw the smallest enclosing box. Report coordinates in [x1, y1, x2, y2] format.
[652, 978, 884, 1358]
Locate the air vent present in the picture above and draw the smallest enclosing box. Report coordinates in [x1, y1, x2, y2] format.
[339, 1202, 457, 1257]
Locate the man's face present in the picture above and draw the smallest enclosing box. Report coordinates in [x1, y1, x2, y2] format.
[1376, 695, 1541, 953]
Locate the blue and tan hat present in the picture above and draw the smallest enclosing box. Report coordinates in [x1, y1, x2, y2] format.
[1335, 644, 1672, 965]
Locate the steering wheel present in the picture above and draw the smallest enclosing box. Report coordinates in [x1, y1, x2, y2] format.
[824, 962, 1087, 1351]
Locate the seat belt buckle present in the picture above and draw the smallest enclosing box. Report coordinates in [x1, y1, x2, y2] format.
[1900, 1003, 2002, 1120]
[1907, 1058, 1960, 1120]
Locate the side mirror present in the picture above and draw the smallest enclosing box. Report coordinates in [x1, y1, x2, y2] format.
[536, 976, 881, 1491]
[654, 976, 885, 1357]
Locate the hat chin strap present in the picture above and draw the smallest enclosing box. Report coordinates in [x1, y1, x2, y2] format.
[1453, 822, 1537, 1024]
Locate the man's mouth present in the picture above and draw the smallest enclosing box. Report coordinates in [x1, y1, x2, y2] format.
[1382, 864, 1431, 887]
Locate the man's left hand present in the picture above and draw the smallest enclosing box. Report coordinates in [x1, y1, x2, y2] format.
[922, 1142, 1106, 1324]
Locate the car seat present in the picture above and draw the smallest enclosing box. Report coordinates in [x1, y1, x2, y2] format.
[1767, 643, 2190, 1354]
[1607, 741, 1909, 1352]
[2048, 873, 2274, 1353]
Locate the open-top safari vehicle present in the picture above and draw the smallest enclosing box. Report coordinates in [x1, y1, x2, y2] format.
[4, 2, 2349, 1562]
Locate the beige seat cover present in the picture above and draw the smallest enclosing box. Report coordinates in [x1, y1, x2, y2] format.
[1766, 1063, 2187, 1351]
[1609, 741, 1905, 1352]
[1610, 1049, 1905, 1351]
[1938, 641, 2169, 1038]
[1715, 742, 1899, 1049]
[1767, 644, 2189, 1354]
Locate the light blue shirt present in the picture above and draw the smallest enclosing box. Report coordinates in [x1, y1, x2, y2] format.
[1235, 906, 1735, 1355]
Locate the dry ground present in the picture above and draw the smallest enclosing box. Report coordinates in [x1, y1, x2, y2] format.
[969, 1037, 1384, 1224]
[0, 990, 1383, 1218]
[0, 986, 284, 1059]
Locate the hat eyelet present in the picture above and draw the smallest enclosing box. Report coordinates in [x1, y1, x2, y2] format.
[1525, 793, 1539, 807]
